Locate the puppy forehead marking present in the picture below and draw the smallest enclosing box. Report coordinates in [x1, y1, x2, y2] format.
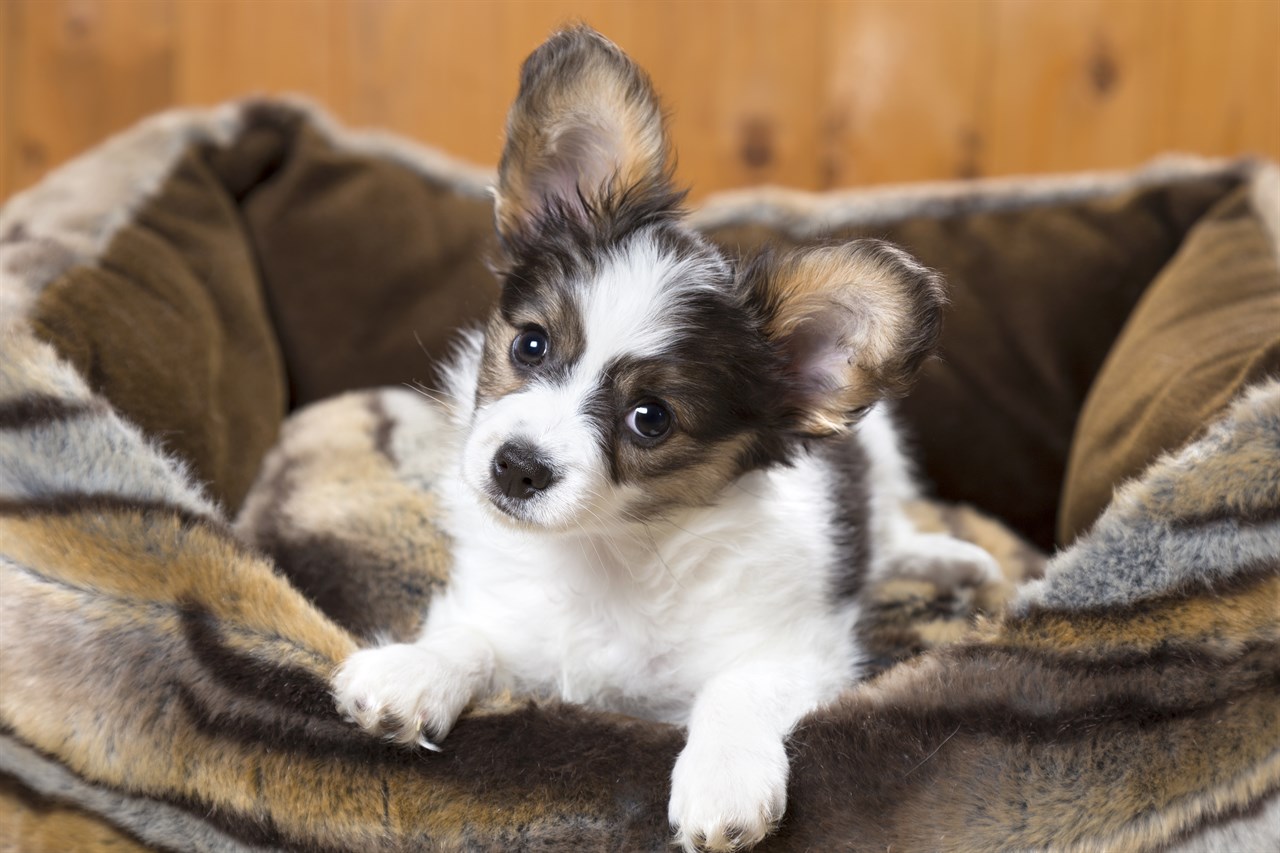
[570, 229, 725, 379]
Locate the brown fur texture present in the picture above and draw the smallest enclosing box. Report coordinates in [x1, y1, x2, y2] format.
[1, 99, 1277, 851]
[2, 373, 1275, 852]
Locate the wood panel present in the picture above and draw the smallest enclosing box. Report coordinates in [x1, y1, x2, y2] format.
[176, 0, 335, 106]
[824, 0, 997, 185]
[984, 0, 1178, 176]
[5, 0, 176, 194]
[2, 0, 1278, 201]
[1166, 0, 1280, 157]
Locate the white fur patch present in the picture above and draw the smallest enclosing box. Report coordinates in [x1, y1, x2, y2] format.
[573, 230, 727, 370]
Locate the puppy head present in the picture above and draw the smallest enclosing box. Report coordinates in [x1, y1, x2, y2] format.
[461, 27, 944, 532]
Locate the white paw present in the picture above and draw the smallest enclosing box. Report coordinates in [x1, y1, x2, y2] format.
[884, 533, 1003, 588]
[332, 643, 472, 749]
[668, 732, 788, 853]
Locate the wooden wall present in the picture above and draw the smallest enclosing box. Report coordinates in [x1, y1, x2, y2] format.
[2, 0, 1278, 202]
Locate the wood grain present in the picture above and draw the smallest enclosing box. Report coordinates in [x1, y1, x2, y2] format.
[984, 0, 1174, 176]
[824, 0, 997, 185]
[6, 0, 177, 193]
[2, 0, 1278, 201]
[175, 0, 336, 106]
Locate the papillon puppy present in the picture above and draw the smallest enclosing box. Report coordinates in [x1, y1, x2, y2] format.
[334, 26, 999, 853]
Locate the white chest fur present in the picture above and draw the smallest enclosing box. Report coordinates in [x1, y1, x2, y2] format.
[428, 454, 861, 725]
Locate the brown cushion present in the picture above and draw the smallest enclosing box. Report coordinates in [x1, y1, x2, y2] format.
[1058, 183, 1280, 542]
[30, 146, 287, 512]
[216, 106, 499, 408]
[703, 175, 1237, 549]
[28, 106, 500, 514]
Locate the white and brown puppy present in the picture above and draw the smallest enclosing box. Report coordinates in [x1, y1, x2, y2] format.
[334, 26, 998, 853]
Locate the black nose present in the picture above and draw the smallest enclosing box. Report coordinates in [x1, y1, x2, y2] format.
[492, 441, 555, 500]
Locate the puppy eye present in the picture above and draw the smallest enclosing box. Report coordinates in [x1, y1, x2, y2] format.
[626, 400, 673, 440]
[511, 328, 550, 366]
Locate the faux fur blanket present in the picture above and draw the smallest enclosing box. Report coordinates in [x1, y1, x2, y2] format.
[1, 101, 1278, 851]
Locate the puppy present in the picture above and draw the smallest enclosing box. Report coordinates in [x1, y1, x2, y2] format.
[333, 26, 998, 853]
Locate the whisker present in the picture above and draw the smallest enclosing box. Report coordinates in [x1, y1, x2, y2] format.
[577, 504, 643, 584]
[402, 381, 455, 414]
[573, 489, 683, 589]
[571, 522, 601, 587]
[651, 515, 738, 551]
[412, 330, 432, 359]
[578, 516, 611, 576]
[641, 521, 684, 590]
[410, 377, 458, 402]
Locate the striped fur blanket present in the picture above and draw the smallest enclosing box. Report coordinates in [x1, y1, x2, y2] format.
[1, 101, 1278, 851]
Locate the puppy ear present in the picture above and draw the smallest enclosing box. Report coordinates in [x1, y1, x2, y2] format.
[744, 240, 946, 438]
[495, 26, 671, 247]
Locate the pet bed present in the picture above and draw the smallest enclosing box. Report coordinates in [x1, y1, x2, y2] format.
[0, 100, 1277, 852]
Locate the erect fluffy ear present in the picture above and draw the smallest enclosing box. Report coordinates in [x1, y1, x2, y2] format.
[494, 26, 672, 247]
[744, 240, 946, 438]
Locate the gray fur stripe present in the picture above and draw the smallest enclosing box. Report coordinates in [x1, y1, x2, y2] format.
[0, 335, 216, 517]
[1015, 379, 1280, 613]
[0, 735, 279, 853]
[0, 408, 217, 517]
[243, 97, 494, 198]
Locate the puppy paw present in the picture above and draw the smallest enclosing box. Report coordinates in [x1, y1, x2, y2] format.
[884, 532, 1003, 589]
[668, 733, 788, 852]
[332, 643, 471, 749]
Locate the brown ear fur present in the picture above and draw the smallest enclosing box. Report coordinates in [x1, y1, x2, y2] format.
[495, 26, 671, 246]
[744, 240, 946, 437]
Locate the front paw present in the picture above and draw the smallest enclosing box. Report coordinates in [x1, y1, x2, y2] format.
[332, 643, 470, 749]
[887, 533, 1003, 589]
[668, 733, 788, 853]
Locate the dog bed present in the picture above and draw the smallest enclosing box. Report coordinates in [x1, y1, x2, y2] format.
[1, 100, 1277, 852]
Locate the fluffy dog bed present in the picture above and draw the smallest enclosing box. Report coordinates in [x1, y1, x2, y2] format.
[1, 100, 1277, 852]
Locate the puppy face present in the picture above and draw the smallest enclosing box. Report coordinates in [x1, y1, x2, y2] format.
[459, 28, 945, 532]
[464, 218, 785, 531]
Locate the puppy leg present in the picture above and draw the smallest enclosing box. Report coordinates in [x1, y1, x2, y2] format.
[669, 661, 834, 853]
[333, 622, 494, 749]
[859, 405, 1002, 587]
